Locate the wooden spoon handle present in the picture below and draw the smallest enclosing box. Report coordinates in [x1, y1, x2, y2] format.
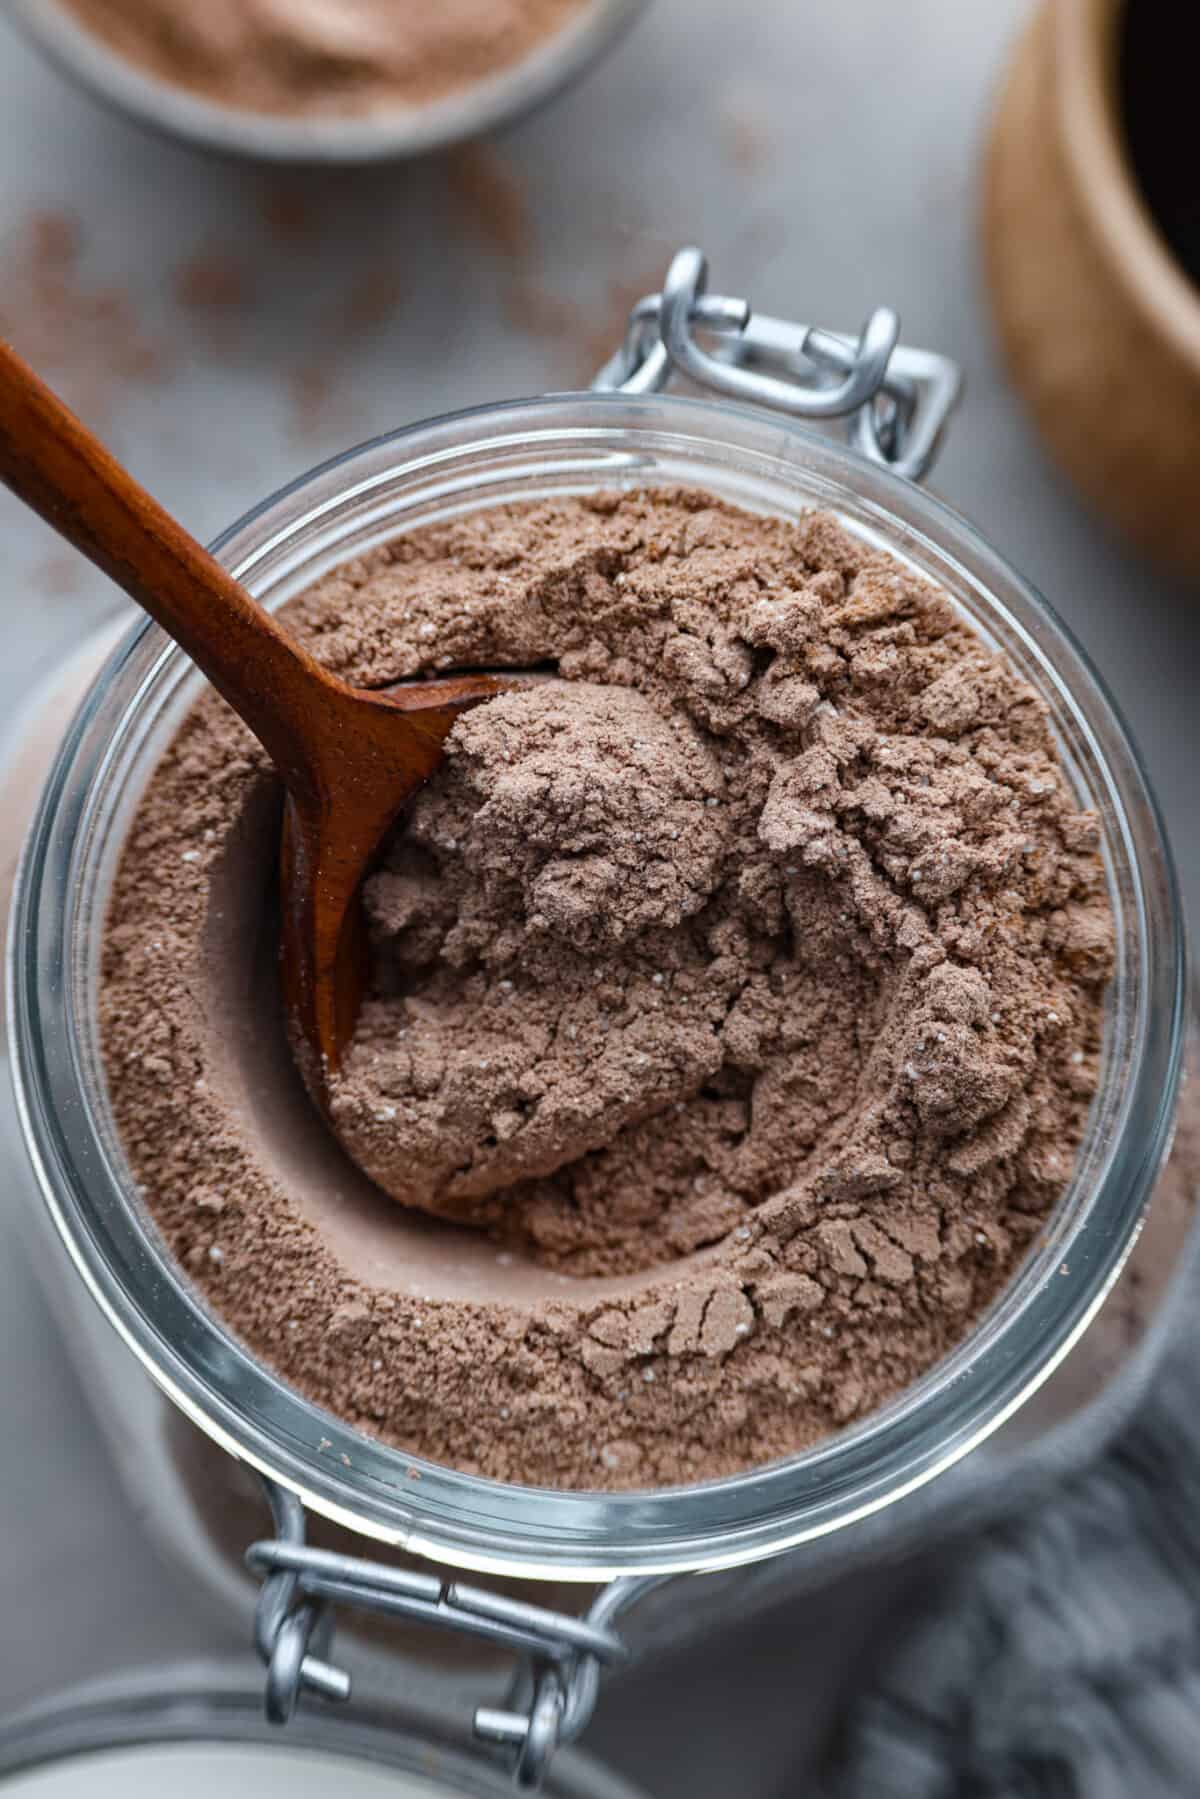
[0, 339, 334, 794]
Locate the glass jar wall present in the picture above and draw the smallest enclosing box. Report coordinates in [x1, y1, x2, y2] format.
[4, 394, 1189, 1638]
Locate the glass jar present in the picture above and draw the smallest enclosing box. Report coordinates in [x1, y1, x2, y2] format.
[0, 1670, 646, 1799]
[4, 255, 1194, 1783]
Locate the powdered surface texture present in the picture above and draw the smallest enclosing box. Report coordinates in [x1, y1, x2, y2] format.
[100, 491, 1113, 1488]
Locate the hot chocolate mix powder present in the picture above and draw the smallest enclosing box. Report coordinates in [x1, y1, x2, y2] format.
[101, 490, 1113, 1488]
[60, 0, 589, 118]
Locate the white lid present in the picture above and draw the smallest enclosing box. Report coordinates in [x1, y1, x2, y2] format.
[0, 1676, 644, 1799]
[3, 1742, 449, 1798]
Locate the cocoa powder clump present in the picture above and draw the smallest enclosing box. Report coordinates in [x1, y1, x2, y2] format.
[334, 681, 734, 1225]
[100, 490, 1115, 1488]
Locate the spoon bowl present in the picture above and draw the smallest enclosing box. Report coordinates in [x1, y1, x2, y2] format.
[276, 667, 511, 1098]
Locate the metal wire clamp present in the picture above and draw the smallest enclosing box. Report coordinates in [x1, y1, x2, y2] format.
[247, 1476, 660, 1790]
[591, 245, 961, 481]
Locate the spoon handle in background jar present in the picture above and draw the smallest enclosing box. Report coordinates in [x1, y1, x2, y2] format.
[0, 338, 337, 797]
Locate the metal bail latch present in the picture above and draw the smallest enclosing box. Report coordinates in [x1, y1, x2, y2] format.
[592, 245, 961, 482]
[247, 1476, 662, 1791]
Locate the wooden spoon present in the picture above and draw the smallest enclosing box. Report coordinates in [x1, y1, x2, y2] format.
[0, 341, 516, 1100]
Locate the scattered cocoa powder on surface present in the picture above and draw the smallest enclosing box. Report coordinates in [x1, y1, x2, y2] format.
[499, 251, 671, 387]
[174, 252, 253, 317]
[432, 140, 677, 387]
[502, 274, 580, 346]
[59, 0, 591, 119]
[284, 266, 405, 444]
[172, 250, 255, 354]
[569, 259, 674, 385]
[503, 253, 676, 386]
[258, 184, 319, 248]
[100, 490, 1114, 1489]
[0, 211, 167, 430]
[445, 144, 533, 263]
[286, 362, 344, 443]
[335, 265, 406, 336]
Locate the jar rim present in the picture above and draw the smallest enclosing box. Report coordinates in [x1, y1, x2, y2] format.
[8, 390, 1187, 1578]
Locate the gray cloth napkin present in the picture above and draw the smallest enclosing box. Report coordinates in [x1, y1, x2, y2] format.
[821, 1343, 1200, 1798]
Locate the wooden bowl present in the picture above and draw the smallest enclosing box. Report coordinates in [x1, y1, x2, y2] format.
[984, 0, 1200, 579]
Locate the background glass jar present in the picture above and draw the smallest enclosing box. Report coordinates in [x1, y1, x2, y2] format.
[0, 1668, 647, 1799]
[4, 388, 1191, 1765]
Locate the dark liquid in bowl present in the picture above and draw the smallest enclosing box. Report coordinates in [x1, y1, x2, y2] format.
[1120, 0, 1200, 284]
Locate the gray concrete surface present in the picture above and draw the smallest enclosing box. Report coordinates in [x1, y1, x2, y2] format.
[1, 2, 1197, 1794]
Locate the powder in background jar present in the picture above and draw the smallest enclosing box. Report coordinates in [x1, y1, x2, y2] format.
[59, 0, 590, 119]
[100, 491, 1114, 1489]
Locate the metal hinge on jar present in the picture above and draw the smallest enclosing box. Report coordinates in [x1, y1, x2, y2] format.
[247, 1477, 663, 1791]
[592, 245, 961, 481]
